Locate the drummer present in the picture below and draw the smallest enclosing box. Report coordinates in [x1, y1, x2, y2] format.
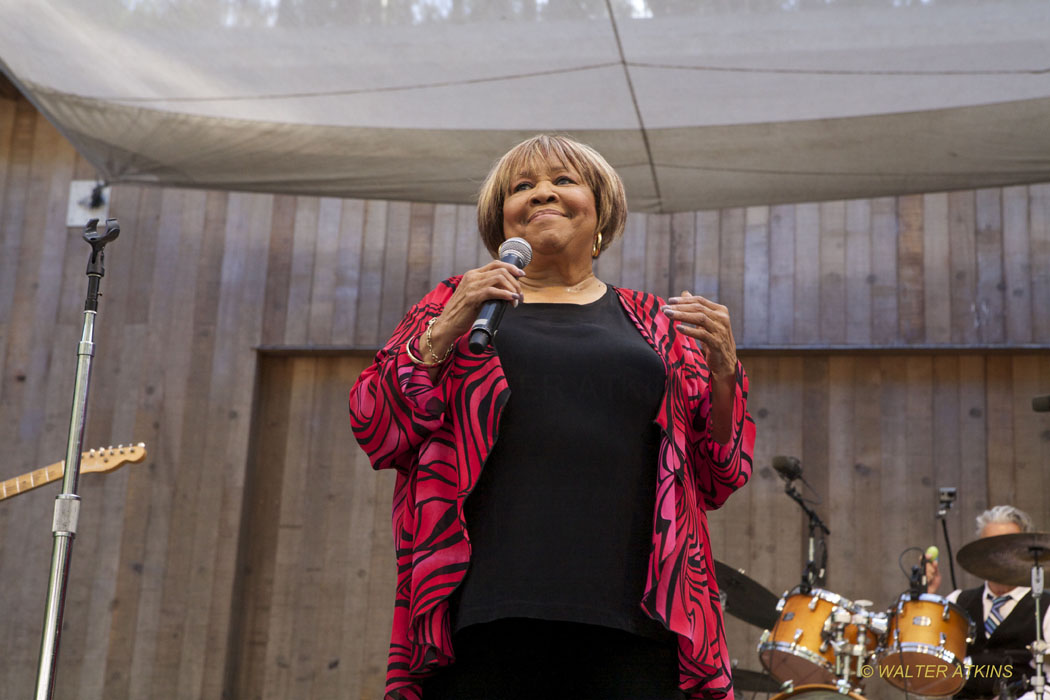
[927, 505, 1050, 700]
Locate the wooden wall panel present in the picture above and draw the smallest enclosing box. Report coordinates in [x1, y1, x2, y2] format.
[0, 100, 1047, 700]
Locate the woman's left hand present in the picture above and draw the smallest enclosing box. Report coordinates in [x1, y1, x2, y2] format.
[663, 291, 738, 380]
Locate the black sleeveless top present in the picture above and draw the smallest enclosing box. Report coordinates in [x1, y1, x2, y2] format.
[450, 288, 672, 641]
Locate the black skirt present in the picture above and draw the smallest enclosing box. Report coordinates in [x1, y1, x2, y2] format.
[421, 618, 687, 700]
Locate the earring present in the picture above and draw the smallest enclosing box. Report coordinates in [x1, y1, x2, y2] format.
[592, 232, 603, 258]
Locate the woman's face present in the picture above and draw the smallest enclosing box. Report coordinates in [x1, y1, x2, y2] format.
[501, 158, 598, 261]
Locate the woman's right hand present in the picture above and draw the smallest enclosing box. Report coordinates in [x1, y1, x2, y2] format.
[425, 260, 525, 360]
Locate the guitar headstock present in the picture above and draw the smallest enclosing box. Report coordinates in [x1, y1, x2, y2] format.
[80, 443, 148, 474]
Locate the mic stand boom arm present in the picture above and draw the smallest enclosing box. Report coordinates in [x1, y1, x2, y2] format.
[785, 480, 830, 593]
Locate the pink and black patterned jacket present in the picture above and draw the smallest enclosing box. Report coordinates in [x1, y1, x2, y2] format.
[349, 277, 755, 700]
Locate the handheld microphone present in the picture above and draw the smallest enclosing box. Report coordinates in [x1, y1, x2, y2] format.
[772, 455, 802, 482]
[468, 237, 532, 353]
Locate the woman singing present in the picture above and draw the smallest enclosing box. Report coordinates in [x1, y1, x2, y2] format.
[349, 134, 756, 699]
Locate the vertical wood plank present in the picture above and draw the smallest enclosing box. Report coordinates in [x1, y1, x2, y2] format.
[1030, 184, 1050, 342]
[306, 197, 343, 345]
[871, 197, 899, 345]
[743, 206, 769, 345]
[827, 357, 856, 591]
[793, 204, 820, 343]
[1011, 356, 1046, 524]
[644, 213, 671, 297]
[452, 202, 476, 274]
[718, 208, 745, 317]
[669, 212, 695, 299]
[948, 191, 977, 344]
[768, 205, 794, 345]
[845, 200, 872, 345]
[985, 356, 1016, 506]
[354, 201, 388, 347]
[0, 100, 36, 327]
[898, 195, 925, 344]
[974, 189, 1005, 343]
[428, 204, 457, 287]
[819, 201, 847, 344]
[693, 210, 720, 300]
[404, 202, 436, 312]
[619, 212, 647, 292]
[259, 195, 298, 345]
[852, 357, 883, 599]
[923, 193, 951, 343]
[332, 199, 366, 345]
[283, 197, 319, 346]
[378, 202, 411, 337]
[1001, 186, 1032, 344]
[955, 355, 988, 591]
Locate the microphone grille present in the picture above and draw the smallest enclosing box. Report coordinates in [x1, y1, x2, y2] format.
[499, 237, 533, 267]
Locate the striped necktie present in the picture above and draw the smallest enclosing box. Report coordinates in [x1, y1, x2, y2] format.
[985, 594, 1011, 637]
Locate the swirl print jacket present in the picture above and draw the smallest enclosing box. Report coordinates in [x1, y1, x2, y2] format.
[349, 277, 756, 699]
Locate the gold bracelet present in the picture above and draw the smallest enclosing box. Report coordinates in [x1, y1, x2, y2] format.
[424, 317, 455, 364]
[405, 336, 442, 367]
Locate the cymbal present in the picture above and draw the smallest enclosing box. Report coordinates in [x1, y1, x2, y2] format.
[732, 667, 782, 693]
[957, 532, 1050, 587]
[714, 560, 780, 629]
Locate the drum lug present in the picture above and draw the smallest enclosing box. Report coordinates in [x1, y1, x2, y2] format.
[793, 628, 804, 644]
[808, 596, 818, 611]
[940, 632, 947, 646]
[942, 602, 951, 621]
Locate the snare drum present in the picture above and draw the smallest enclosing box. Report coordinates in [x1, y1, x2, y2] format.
[877, 593, 974, 696]
[768, 684, 866, 700]
[759, 588, 860, 686]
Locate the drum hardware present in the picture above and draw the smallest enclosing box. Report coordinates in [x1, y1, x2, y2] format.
[957, 532, 1050, 700]
[759, 588, 870, 689]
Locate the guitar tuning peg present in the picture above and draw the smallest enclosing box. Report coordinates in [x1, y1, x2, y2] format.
[117, 444, 124, 449]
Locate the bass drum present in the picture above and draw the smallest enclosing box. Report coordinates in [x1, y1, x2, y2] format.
[768, 684, 865, 700]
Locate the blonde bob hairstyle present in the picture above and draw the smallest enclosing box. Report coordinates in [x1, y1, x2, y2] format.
[477, 134, 627, 259]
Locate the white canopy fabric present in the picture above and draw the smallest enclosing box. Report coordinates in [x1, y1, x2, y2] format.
[3, 0, 1050, 212]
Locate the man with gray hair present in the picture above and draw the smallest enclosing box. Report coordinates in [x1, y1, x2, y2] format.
[927, 505, 1049, 699]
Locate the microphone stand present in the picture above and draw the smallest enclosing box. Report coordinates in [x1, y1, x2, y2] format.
[34, 218, 120, 700]
[784, 479, 830, 593]
[935, 490, 959, 591]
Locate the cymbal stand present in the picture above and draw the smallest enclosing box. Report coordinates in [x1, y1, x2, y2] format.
[785, 481, 830, 592]
[34, 219, 120, 700]
[1030, 546, 1047, 700]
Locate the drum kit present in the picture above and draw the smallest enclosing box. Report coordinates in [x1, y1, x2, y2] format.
[717, 532, 1050, 700]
